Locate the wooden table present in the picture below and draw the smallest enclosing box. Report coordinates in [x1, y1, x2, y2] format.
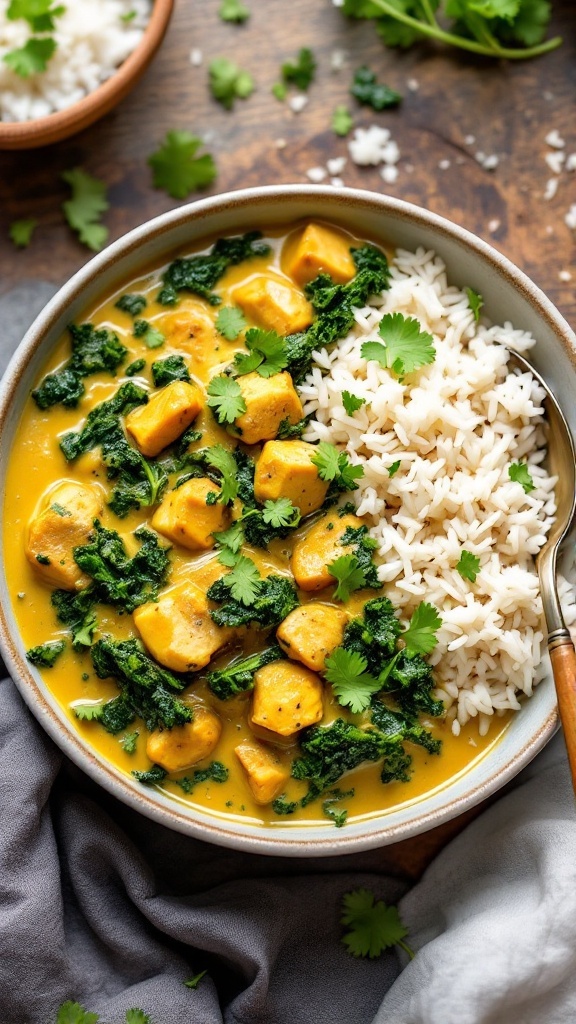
[1, 0, 575, 879]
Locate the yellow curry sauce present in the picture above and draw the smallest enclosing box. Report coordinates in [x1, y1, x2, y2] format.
[3, 223, 509, 828]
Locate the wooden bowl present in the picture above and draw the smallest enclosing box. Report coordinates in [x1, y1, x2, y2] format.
[0, 0, 174, 150]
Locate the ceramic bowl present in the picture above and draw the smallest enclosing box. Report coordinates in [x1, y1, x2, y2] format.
[0, 0, 174, 150]
[1, 186, 574, 856]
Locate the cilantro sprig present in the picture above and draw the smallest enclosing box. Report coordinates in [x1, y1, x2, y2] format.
[342, 390, 366, 416]
[62, 168, 109, 252]
[3, 36, 56, 77]
[8, 0, 65, 31]
[216, 306, 247, 341]
[282, 47, 316, 90]
[325, 649, 381, 713]
[148, 131, 217, 200]
[456, 550, 480, 583]
[466, 287, 484, 322]
[310, 441, 364, 492]
[341, 888, 414, 959]
[207, 375, 247, 424]
[209, 57, 254, 109]
[233, 328, 288, 378]
[508, 461, 535, 493]
[327, 554, 367, 602]
[362, 313, 435, 377]
[401, 602, 442, 657]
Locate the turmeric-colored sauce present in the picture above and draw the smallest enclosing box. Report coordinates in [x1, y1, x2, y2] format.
[3, 223, 510, 828]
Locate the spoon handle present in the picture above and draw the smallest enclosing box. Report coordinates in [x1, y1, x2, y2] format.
[550, 637, 576, 791]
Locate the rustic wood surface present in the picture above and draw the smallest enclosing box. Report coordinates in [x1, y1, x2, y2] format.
[1, 0, 575, 880]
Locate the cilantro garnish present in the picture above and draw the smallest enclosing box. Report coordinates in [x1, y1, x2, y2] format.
[115, 293, 147, 317]
[509, 461, 535, 493]
[209, 57, 254, 109]
[234, 328, 288, 378]
[222, 554, 262, 605]
[342, 390, 366, 415]
[341, 888, 414, 959]
[401, 602, 442, 657]
[327, 554, 367, 602]
[325, 648, 381, 713]
[310, 441, 364, 492]
[120, 731, 139, 754]
[332, 105, 353, 136]
[133, 319, 165, 349]
[219, 0, 250, 21]
[351, 66, 402, 110]
[207, 375, 247, 424]
[456, 550, 480, 583]
[261, 497, 300, 528]
[72, 703, 103, 722]
[184, 970, 208, 989]
[213, 520, 245, 554]
[361, 313, 436, 376]
[388, 460, 401, 477]
[205, 444, 239, 504]
[466, 286, 484, 322]
[3, 36, 56, 77]
[125, 1012, 151, 1024]
[339, 0, 561, 61]
[61, 168, 109, 252]
[55, 1002, 99, 1024]
[9, 217, 37, 248]
[282, 47, 316, 90]
[215, 306, 247, 340]
[148, 131, 217, 200]
[8, 0, 65, 31]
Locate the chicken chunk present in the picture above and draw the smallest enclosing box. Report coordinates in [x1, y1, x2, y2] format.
[160, 305, 217, 369]
[276, 603, 349, 672]
[133, 581, 237, 672]
[152, 477, 227, 550]
[254, 440, 329, 516]
[291, 512, 363, 591]
[26, 482, 103, 590]
[233, 275, 314, 335]
[233, 371, 303, 445]
[285, 223, 356, 287]
[146, 708, 222, 773]
[125, 380, 203, 458]
[251, 661, 324, 737]
[235, 742, 290, 805]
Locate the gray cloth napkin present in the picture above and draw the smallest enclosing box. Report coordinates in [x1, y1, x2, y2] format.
[2, 283, 575, 1024]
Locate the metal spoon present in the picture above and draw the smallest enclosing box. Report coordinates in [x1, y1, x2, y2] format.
[508, 350, 576, 786]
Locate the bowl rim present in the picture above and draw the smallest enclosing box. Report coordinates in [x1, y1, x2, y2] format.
[0, 0, 174, 148]
[0, 184, 574, 857]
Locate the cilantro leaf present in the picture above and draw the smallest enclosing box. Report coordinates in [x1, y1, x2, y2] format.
[456, 549, 480, 583]
[207, 375, 246, 424]
[310, 441, 364, 492]
[125, 1011, 151, 1024]
[3, 36, 56, 77]
[351, 66, 402, 110]
[388, 460, 401, 477]
[72, 702, 104, 722]
[62, 168, 109, 252]
[148, 131, 217, 200]
[509, 461, 535, 493]
[205, 444, 239, 503]
[272, 81, 287, 101]
[328, 554, 367, 602]
[133, 319, 165, 349]
[222, 554, 262, 605]
[9, 217, 37, 248]
[216, 306, 247, 340]
[325, 648, 381, 713]
[55, 1002, 99, 1024]
[209, 57, 254, 109]
[506, 0, 551, 46]
[332, 105, 353, 136]
[184, 970, 208, 989]
[7, 0, 64, 31]
[468, 0, 519, 18]
[465, 286, 484, 322]
[219, 0, 250, 20]
[342, 390, 366, 415]
[234, 327, 288, 378]
[282, 47, 316, 90]
[402, 602, 442, 656]
[261, 497, 301, 528]
[120, 730, 139, 754]
[213, 520, 245, 554]
[362, 313, 436, 376]
[341, 889, 413, 959]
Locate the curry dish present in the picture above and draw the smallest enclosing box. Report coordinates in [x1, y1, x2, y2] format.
[4, 222, 508, 828]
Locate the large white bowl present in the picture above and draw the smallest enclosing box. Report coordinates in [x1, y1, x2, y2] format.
[1, 186, 574, 856]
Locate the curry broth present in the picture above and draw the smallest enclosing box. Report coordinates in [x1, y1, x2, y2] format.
[4, 224, 510, 827]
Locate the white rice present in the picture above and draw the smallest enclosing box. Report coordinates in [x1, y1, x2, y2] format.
[0, 0, 151, 123]
[301, 247, 576, 735]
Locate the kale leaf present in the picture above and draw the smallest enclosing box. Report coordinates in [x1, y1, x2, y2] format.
[91, 637, 192, 731]
[207, 574, 299, 628]
[175, 761, 229, 793]
[26, 639, 65, 668]
[151, 354, 191, 387]
[51, 588, 98, 651]
[207, 645, 285, 700]
[292, 719, 393, 804]
[32, 323, 127, 410]
[159, 232, 271, 306]
[73, 521, 170, 613]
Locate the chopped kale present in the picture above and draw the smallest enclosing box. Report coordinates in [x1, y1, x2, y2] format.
[292, 719, 393, 804]
[351, 66, 402, 110]
[159, 231, 271, 306]
[120, 730, 139, 754]
[342, 596, 401, 670]
[276, 415, 310, 439]
[59, 382, 147, 460]
[73, 521, 171, 613]
[151, 354, 191, 387]
[32, 323, 127, 410]
[387, 653, 444, 718]
[115, 293, 147, 317]
[125, 358, 146, 377]
[339, 525, 381, 590]
[370, 702, 441, 755]
[322, 787, 355, 828]
[26, 640, 65, 668]
[51, 588, 98, 651]
[133, 764, 168, 786]
[175, 761, 229, 793]
[207, 645, 285, 700]
[91, 637, 192, 731]
[272, 796, 298, 815]
[207, 574, 299, 628]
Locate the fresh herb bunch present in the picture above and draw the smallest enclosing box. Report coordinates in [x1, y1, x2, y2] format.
[341, 0, 561, 61]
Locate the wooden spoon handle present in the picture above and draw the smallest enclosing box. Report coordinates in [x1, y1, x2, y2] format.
[550, 640, 576, 793]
